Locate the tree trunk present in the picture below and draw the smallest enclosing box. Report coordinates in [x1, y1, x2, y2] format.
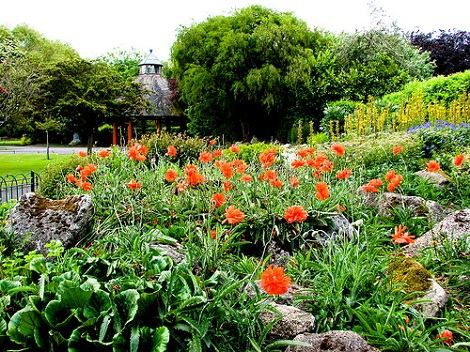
[87, 133, 94, 155]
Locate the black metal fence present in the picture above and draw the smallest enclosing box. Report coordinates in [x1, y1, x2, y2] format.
[0, 171, 40, 203]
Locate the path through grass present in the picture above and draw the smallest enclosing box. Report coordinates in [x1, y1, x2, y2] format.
[0, 153, 70, 177]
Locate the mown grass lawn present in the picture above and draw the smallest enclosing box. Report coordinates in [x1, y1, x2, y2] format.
[0, 153, 70, 177]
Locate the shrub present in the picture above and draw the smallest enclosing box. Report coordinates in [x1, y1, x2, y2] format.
[321, 100, 357, 138]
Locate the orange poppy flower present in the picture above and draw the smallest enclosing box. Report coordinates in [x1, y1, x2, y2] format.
[385, 170, 396, 181]
[291, 159, 307, 169]
[78, 151, 87, 157]
[270, 179, 283, 188]
[230, 145, 240, 153]
[284, 205, 308, 224]
[216, 160, 234, 179]
[66, 174, 77, 183]
[185, 164, 205, 185]
[260, 169, 277, 181]
[296, 148, 315, 158]
[454, 154, 465, 166]
[387, 174, 403, 192]
[222, 205, 245, 225]
[336, 169, 352, 180]
[213, 149, 223, 157]
[211, 193, 226, 207]
[259, 148, 277, 168]
[128, 143, 147, 161]
[392, 224, 415, 244]
[233, 159, 247, 173]
[98, 149, 110, 158]
[260, 265, 291, 295]
[393, 145, 404, 155]
[436, 329, 453, 346]
[81, 181, 93, 192]
[167, 145, 177, 157]
[223, 180, 233, 192]
[165, 169, 178, 182]
[199, 151, 213, 163]
[209, 139, 216, 145]
[427, 161, 440, 172]
[315, 182, 329, 200]
[127, 179, 141, 190]
[331, 143, 345, 156]
[80, 163, 98, 180]
[211, 229, 217, 239]
[289, 176, 300, 187]
[362, 178, 383, 193]
[241, 174, 253, 182]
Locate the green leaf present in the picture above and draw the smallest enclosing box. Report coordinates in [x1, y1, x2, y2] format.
[130, 324, 140, 352]
[61, 286, 93, 309]
[7, 306, 43, 342]
[45, 299, 74, 328]
[113, 289, 140, 333]
[152, 326, 169, 352]
[83, 289, 112, 319]
[137, 291, 158, 317]
[188, 333, 202, 352]
[0, 278, 21, 293]
[29, 257, 47, 274]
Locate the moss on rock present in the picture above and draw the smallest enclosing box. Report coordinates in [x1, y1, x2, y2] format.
[387, 256, 432, 296]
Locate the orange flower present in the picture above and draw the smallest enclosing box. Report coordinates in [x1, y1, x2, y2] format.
[176, 182, 187, 193]
[385, 170, 397, 181]
[297, 148, 315, 158]
[291, 159, 307, 169]
[81, 181, 93, 192]
[289, 176, 300, 187]
[436, 329, 453, 346]
[211, 193, 226, 207]
[222, 205, 245, 225]
[259, 148, 277, 168]
[185, 164, 205, 185]
[427, 161, 440, 172]
[98, 149, 110, 158]
[284, 205, 308, 224]
[270, 179, 283, 188]
[454, 154, 465, 166]
[393, 145, 404, 155]
[216, 160, 234, 179]
[260, 265, 291, 295]
[199, 151, 213, 163]
[213, 149, 222, 157]
[127, 179, 141, 190]
[336, 169, 352, 180]
[392, 224, 415, 244]
[260, 169, 277, 181]
[80, 163, 98, 180]
[223, 180, 233, 192]
[387, 174, 403, 192]
[165, 169, 178, 182]
[211, 229, 217, 239]
[241, 174, 253, 182]
[209, 139, 216, 145]
[315, 182, 329, 200]
[233, 159, 247, 173]
[230, 145, 240, 153]
[362, 178, 383, 193]
[66, 174, 77, 183]
[128, 143, 147, 161]
[331, 143, 345, 156]
[78, 151, 87, 157]
[167, 145, 177, 157]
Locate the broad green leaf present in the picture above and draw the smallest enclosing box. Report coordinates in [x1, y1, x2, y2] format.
[81, 277, 100, 291]
[61, 286, 93, 309]
[0, 278, 21, 293]
[137, 291, 158, 317]
[7, 306, 42, 340]
[99, 314, 112, 342]
[113, 289, 140, 333]
[29, 257, 47, 274]
[152, 326, 169, 352]
[45, 299, 74, 327]
[130, 324, 140, 352]
[83, 289, 111, 319]
[0, 318, 7, 334]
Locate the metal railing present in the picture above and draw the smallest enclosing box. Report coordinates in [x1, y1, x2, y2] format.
[0, 171, 40, 203]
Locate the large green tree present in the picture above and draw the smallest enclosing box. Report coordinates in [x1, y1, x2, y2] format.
[0, 25, 79, 136]
[170, 5, 336, 142]
[37, 58, 149, 153]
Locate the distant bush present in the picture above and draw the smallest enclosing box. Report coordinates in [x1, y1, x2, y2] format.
[321, 100, 358, 138]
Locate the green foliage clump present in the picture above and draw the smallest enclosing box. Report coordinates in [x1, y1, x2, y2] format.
[139, 132, 209, 165]
[225, 142, 283, 163]
[39, 154, 83, 199]
[321, 100, 357, 138]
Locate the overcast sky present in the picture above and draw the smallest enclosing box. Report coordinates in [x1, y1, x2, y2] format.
[1, 0, 469, 62]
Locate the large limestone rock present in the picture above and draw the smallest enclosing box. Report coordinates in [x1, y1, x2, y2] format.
[5, 192, 93, 255]
[286, 331, 380, 352]
[403, 209, 470, 256]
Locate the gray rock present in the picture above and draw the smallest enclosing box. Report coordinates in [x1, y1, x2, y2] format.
[416, 280, 448, 318]
[403, 209, 470, 256]
[5, 192, 93, 255]
[261, 303, 315, 341]
[149, 242, 185, 263]
[286, 330, 380, 352]
[414, 170, 450, 188]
